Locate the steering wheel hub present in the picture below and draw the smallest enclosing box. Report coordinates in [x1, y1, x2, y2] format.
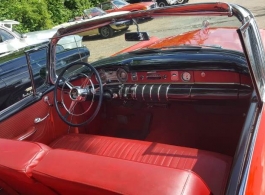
[70, 87, 88, 101]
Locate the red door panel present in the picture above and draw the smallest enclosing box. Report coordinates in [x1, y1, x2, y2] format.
[0, 92, 68, 144]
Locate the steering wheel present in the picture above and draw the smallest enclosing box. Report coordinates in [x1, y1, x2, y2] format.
[54, 62, 103, 127]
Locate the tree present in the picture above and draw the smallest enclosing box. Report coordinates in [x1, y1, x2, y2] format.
[0, 0, 105, 33]
[0, 0, 53, 32]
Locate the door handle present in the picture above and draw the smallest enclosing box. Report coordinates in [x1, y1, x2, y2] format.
[34, 113, 49, 124]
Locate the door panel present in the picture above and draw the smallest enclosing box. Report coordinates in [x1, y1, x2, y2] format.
[0, 91, 68, 144]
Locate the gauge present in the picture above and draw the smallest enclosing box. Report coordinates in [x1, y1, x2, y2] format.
[181, 72, 191, 82]
[117, 68, 128, 83]
[97, 69, 107, 83]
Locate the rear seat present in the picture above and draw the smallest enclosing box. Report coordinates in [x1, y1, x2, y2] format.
[0, 138, 56, 195]
[32, 149, 212, 195]
[50, 134, 232, 195]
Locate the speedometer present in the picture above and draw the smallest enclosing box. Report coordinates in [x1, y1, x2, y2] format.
[117, 68, 128, 83]
[98, 69, 107, 83]
[181, 72, 191, 82]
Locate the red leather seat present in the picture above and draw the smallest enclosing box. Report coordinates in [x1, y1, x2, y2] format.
[33, 149, 212, 195]
[0, 138, 56, 195]
[50, 134, 232, 195]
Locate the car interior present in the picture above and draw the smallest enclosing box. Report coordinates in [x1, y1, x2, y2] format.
[0, 4, 261, 195]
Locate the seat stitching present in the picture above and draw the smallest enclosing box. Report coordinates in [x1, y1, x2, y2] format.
[160, 149, 170, 167]
[153, 147, 164, 165]
[182, 151, 190, 169]
[168, 150, 177, 167]
[113, 142, 125, 157]
[83, 137, 100, 153]
[131, 144, 144, 161]
[117, 142, 130, 158]
[126, 143, 141, 160]
[138, 146, 150, 163]
[102, 141, 115, 156]
[181, 171, 191, 195]
[108, 141, 120, 156]
[97, 139, 111, 155]
[175, 151, 183, 169]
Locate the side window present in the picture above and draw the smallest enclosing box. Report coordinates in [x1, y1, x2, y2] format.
[0, 45, 49, 111]
[28, 48, 48, 91]
[0, 29, 15, 42]
[102, 3, 113, 10]
[0, 50, 32, 110]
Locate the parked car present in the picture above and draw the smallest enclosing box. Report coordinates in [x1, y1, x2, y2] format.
[155, 0, 188, 7]
[98, 0, 157, 13]
[0, 41, 89, 111]
[0, 20, 83, 56]
[1, 2, 265, 195]
[124, 0, 187, 6]
[53, 7, 131, 39]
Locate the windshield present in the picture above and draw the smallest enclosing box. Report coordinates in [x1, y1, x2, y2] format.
[83, 7, 106, 18]
[112, 0, 129, 8]
[78, 14, 242, 62]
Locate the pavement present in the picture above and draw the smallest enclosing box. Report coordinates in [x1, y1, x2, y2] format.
[82, 0, 265, 62]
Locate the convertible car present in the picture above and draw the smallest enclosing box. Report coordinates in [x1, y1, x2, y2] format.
[0, 2, 265, 195]
[98, 0, 157, 13]
[0, 20, 84, 55]
[53, 7, 131, 39]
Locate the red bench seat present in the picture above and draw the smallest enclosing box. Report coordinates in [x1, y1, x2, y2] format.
[0, 138, 56, 195]
[32, 149, 212, 195]
[50, 134, 232, 195]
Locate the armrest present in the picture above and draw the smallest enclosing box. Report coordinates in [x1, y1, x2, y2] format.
[14, 127, 36, 141]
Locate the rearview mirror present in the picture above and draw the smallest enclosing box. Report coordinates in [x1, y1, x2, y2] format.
[125, 32, 150, 41]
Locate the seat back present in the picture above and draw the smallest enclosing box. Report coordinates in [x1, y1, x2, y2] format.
[33, 149, 212, 195]
[0, 138, 56, 195]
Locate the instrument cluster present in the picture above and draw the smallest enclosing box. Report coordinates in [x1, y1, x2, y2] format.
[97, 68, 128, 83]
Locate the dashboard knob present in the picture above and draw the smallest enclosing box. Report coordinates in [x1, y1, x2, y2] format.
[113, 93, 118, 99]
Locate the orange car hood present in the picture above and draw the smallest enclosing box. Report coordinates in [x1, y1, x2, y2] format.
[147, 27, 265, 52]
[123, 2, 154, 9]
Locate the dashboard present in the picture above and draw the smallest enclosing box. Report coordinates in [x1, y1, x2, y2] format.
[93, 68, 253, 101]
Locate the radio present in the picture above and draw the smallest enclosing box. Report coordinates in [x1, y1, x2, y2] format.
[146, 72, 163, 80]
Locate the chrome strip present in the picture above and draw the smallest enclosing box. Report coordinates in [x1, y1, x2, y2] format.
[194, 82, 240, 85]
[132, 84, 137, 100]
[239, 105, 263, 194]
[118, 85, 123, 99]
[108, 82, 241, 85]
[0, 95, 33, 116]
[142, 85, 146, 101]
[158, 84, 162, 101]
[166, 84, 170, 101]
[150, 85, 154, 101]
[241, 83, 252, 87]
[134, 84, 138, 100]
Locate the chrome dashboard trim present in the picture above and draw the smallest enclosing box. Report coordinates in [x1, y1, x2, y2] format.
[166, 84, 170, 101]
[194, 82, 240, 85]
[150, 85, 154, 101]
[118, 85, 123, 99]
[132, 84, 138, 100]
[142, 85, 146, 101]
[158, 84, 162, 101]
